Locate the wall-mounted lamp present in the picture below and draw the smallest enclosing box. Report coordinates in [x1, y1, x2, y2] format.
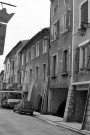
[78, 24, 86, 37]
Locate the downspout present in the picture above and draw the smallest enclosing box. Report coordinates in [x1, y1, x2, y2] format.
[46, 0, 51, 114]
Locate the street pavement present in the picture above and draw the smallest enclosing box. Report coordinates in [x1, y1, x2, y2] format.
[0, 108, 86, 135]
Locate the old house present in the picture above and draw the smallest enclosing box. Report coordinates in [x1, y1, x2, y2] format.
[48, 0, 73, 118]
[64, 0, 90, 131]
[4, 40, 28, 91]
[19, 28, 50, 113]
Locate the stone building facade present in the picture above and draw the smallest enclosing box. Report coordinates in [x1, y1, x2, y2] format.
[64, 0, 90, 131]
[19, 28, 50, 113]
[4, 40, 28, 91]
[49, 0, 73, 117]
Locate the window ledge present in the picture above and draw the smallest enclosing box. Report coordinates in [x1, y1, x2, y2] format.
[62, 72, 68, 76]
[51, 75, 57, 78]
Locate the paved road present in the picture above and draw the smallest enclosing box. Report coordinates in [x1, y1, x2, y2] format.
[0, 108, 84, 135]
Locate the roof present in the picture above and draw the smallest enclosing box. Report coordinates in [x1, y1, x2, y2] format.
[19, 27, 50, 54]
[4, 39, 29, 64]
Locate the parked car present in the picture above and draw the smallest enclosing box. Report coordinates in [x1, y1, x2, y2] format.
[13, 100, 34, 116]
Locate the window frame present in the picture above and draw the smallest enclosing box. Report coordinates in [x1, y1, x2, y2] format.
[31, 46, 34, 60]
[53, 0, 59, 15]
[36, 42, 39, 57]
[79, 0, 89, 28]
[79, 40, 90, 71]
[51, 53, 58, 77]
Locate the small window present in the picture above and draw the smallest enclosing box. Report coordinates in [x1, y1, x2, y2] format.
[26, 50, 30, 63]
[79, 0, 90, 28]
[36, 42, 39, 57]
[29, 69, 32, 83]
[31, 46, 34, 60]
[64, 0, 69, 4]
[43, 64, 46, 81]
[62, 49, 69, 74]
[36, 67, 39, 79]
[43, 36, 48, 54]
[52, 54, 58, 77]
[80, 46, 87, 71]
[53, 0, 59, 15]
[53, 20, 59, 41]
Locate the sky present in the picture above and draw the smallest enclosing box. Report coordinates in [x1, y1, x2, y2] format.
[0, 0, 50, 72]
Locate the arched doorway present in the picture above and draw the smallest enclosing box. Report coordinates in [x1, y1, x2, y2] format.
[35, 94, 42, 112]
[57, 100, 66, 117]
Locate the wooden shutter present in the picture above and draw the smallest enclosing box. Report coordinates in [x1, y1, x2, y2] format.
[75, 48, 80, 73]
[51, 25, 53, 41]
[66, 9, 70, 30]
[60, 15, 64, 33]
[87, 44, 90, 70]
[81, 0, 88, 24]
[56, 20, 59, 39]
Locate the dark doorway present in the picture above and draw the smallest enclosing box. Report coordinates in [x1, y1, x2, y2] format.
[73, 90, 87, 123]
[57, 100, 66, 117]
[38, 97, 42, 112]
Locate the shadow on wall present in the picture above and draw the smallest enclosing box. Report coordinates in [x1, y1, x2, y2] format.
[57, 100, 66, 117]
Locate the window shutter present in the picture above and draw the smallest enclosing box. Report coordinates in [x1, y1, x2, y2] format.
[51, 25, 53, 41]
[81, 0, 88, 24]
[56, 20, 59, 39]
[66, 9, 70, 30]
[60, 15, 64, 33]
[88, 0, 90, 23]
[75, 48, 80, 73]
[87, 44, 90, 70]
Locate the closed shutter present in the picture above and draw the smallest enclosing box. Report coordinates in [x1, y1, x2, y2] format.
[75, 48, 80, 73]
[81, 0, 88, 24]
[66, 9, 70, 30]
[51, 25, 53, 41]
[60, 15, 64, 33]
[57, 20, 59, 39]
[87, 44, 90, 70]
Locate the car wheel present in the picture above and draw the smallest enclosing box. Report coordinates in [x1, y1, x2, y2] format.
[13, 109, 15, 112]
[30, 112, 33, 116]
[18, 109, 21, 114]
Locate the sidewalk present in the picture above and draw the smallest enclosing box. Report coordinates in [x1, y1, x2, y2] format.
[33, 112, 90, 135]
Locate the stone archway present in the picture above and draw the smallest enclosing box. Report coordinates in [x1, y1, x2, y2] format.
[34, 94, 42, 112]
[57, 100, 66, 117]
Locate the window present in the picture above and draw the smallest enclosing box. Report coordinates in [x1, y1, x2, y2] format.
[62, 49, 69, 74]
[26, 50, 30, 63]
[64, 0, 69, 4]
[75, 48, 80, 73]
[79, 0, 90, 28]
[31, 46, 34, 60]
[75, 40, 90, 73]
[29, 69, 32, 83]
[64, 10, 70, 32]
[43, 64, 46, 81]
[53, 0, 58, 15]
[43, 36, 48, 54]
[52, 54, 58, 77]
[80, 46, 87, 71]
[36, 42, 39, 57]
[60, 10, 70, 34]
[36, 67, 39, 79]
[53, 20, 59, 41]
[21, 54, 24, 65]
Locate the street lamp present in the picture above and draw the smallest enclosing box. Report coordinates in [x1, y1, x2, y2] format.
[78, 24, 86, 37]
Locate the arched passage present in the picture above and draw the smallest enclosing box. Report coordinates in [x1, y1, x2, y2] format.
[57, 100, 66, 117]
[34, 94, 42, 112]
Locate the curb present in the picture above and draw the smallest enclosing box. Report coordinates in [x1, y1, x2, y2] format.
[34, 115, 90, 135]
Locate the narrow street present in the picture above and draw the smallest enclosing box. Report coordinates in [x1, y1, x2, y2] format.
[0, 108, 84, 135]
